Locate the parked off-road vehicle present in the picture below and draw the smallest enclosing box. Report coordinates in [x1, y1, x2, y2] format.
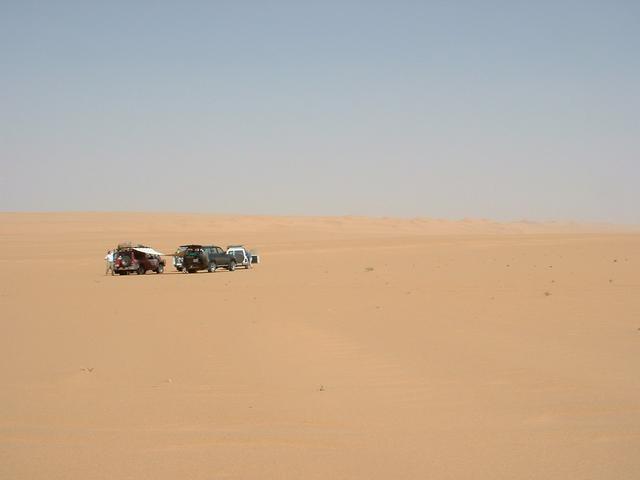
[226, 245, 260, 269]
[173, 245, 188, 272]
[114, 246, 165, 275]
[181, 245, 237, 273]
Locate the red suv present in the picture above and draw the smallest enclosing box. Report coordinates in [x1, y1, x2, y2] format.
[114, 247, 165, 275]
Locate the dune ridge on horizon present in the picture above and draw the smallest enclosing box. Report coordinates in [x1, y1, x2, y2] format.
[1, 211, 637, 238]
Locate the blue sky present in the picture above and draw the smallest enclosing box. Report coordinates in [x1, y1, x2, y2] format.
[1, 1, 638, 222]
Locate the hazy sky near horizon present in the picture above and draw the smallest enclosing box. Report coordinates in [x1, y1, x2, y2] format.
[1, 1, 638, 222]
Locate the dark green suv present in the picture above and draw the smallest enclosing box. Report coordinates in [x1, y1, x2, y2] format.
[181, 245, 237, 273]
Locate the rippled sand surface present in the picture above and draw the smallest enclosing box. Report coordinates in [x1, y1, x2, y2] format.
[1, 212, 639, 479]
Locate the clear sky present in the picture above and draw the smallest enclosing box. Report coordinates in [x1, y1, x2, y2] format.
[1, 1, 638, 222]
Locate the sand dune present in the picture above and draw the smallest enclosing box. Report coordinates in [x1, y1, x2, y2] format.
[1, 213, 639, 479]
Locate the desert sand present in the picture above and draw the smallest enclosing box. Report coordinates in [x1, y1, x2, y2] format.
[1, 212, 639, 479]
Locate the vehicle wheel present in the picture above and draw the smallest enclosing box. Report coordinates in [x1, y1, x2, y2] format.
[176, 267, 183, 272]
[157, 264, 164, 273]
[228, 260, 236, 271]
[208, 262, 217, 273]
[138, 265, 145, 275]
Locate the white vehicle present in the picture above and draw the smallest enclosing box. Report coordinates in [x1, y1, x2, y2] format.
[173, 245, 188, 272]
[226, 245, 259, 269]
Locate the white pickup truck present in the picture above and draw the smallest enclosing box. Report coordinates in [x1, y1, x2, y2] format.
[226, 245, 259, 269]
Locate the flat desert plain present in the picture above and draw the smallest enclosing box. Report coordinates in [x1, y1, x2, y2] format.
[1, 212, 639, 479]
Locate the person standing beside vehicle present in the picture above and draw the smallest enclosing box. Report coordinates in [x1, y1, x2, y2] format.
[105, 249, 115, 275]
